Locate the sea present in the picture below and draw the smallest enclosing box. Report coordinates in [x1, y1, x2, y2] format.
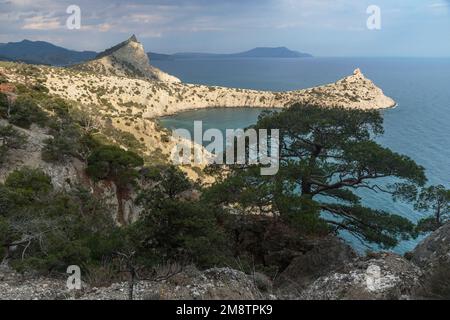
[154, 57, 450, 254]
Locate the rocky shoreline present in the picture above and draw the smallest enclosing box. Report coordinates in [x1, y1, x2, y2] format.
[0, 36, 396, 121]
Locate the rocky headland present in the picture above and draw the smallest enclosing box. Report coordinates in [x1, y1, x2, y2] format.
[0, 35, 397, 223]
[2, 36, 436, 301]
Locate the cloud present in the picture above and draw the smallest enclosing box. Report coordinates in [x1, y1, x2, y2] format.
[1, 0, 450, 56]
[21, 15, 61, 30]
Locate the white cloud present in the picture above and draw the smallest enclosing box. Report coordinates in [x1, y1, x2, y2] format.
[21, 15, 62, 30]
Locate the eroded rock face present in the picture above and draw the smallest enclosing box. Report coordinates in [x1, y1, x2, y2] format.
[73, 35, 180, 83]
[275, 237, 357, 294]
[0, 121, 81, 191]
[411, 222, 450, 269]
[0, 120, 142, 224]
[410, 223, 450, 299]
[298, 253, 422, 300]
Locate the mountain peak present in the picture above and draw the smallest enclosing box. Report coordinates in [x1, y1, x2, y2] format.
[128, 35, 138, 43]
[95, 35, 141, 59]
[74, 36, 180, 83]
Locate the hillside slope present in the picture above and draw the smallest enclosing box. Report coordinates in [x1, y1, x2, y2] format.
[72, 35, 180, 83]
[0, 40, 96, 66]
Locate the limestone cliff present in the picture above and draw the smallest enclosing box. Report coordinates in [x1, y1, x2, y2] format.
[0, 119, 142, 224]
[1, 36, 396, 124]
[0, 38, 397, 224]
[71, 35, 180, 83]
[46, 64, 395, 118]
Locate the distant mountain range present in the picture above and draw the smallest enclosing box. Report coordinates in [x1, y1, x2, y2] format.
[0, 40, 312, 66]
[0, 40, 96, 66]
[149, 47, 312, 60]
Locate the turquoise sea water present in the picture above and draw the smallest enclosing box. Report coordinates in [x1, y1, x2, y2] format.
[154, 57, 450, 254]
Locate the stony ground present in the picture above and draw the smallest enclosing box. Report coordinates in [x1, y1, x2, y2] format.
[0, 265, 274, 300]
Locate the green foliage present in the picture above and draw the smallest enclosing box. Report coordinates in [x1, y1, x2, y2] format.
[86, 144, 143, 187]
[416, 217, 440, 234]
[133, 199, 226, 268]
[0, 96, 48, 129]
[0, 124, 27, 164]
[42, 135, 77, 163]
[135, 165, 226, 267]
[5, 167, 53, 195]
[206, 104, 427, 248]
[140, 165, 192, 201]
[0, 74, 8, 84]
[0, 168, 119, 272]
[42, 124, 83, 163]
[0, 92, 8, 111]
[102, 126, 145, 154]
[415, 185, 450, 232]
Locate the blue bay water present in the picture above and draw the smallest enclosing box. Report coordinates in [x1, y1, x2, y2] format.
[154, 57, 450, 254]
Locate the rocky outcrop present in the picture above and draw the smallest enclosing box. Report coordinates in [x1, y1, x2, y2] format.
[0, 265, 272, 300]
[0, 120, 142, 224]
[275, 237, 356, 294]
[410, 222, 450, 269]
[72, 35, 180, 83]
[1, 36, 396, 124]
[0, 264, 69, 300]
[0, 120, 80, 190]
[40, 65, 395, 120]
[84, 267, 271, 300]
[298, 253, 422, 300]
[0, 41, 397, 188]
[409, 223, 450, 299]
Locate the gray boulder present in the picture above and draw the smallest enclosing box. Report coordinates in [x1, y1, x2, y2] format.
[410, 222, 450, 299]
[410, 222, 450, 269]
[299, 253, 422, 300]
[275, 236, 356, 295]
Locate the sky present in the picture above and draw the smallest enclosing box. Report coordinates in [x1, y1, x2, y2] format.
[0, 0, 449, 57]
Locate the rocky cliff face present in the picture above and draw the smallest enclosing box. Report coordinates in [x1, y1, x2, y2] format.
[285, 223, 450, 300]
[44, 64, 395, 120]
[0, 119, 143, 224]
[72, 35, 180, 83]
[298, 253, 422, 300]
[1, 36, 396, 128]
[411, 222, 450, 269]
[410, 223, 450, 298]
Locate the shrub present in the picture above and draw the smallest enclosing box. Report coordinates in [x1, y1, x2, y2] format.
[135, 166, 227, 268]
[41, 125, 82, 163]
[5, 167, 53, 195]
[0, 74, 8, 84]
[0, 169, 119, 273]
[0, 124, 27, 164]
[42, 135, 77, 163]
[86, 145, 143, 187]
[1, 96, 48, 129]
[0, 92, 8, 112]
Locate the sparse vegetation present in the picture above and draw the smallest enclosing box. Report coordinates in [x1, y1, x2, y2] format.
[0, 96, 48, 129]
[0, 124, 27, 164]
